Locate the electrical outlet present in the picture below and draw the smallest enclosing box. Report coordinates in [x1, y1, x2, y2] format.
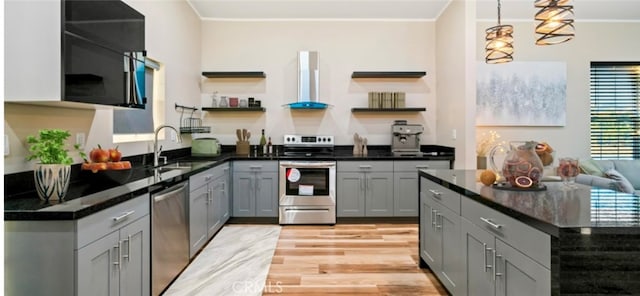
[76, 133, 86, 149]
[170, 130, 177, 142]
[452, 129, 457, 140]
[4, 135, 9, 156]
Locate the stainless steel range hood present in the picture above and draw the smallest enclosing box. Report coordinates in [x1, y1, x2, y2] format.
[285, 51, 329, 109]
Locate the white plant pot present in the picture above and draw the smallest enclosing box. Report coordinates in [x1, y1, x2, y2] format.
[34, 164, 71, 202]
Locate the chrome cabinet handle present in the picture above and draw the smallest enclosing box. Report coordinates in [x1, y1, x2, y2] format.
[484, 244, 493, 272]
[431, 209, 437, 228]
[428, 189, 442, 198]
[122, 235, 131, 262]
[493, 250, 503, 281]
[435, 213, 442, 230]
[112, 210, 135, 222]
[416, 165, 430, 169]
[113, 242, 121, 270]
[205, 175, 213, 181]
[480, 217, 503, 230]
[256, 176, 261, 192]
[359, 165, 372, 169]
[250, 165, 263, 169]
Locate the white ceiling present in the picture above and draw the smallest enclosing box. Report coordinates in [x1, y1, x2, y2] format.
[187, 0, 640, 21]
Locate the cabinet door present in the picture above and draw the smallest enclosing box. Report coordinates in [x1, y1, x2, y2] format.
[337, 172, 366, 217]
[189, 184, 209, 256]
[462, 218, 495, 296]
[439, 203, 464, 295]
[233, 172, 255, 217]
[220, 168, 231, 223]
[255, 172, 278, 217]
[207, 181, 223, 237]
[421, 197, 442, 271]
[394, 172, 419, 216]
[119, 216, 150, 296]
[77, 231, 120, 296]
[496, 239, 551, 296]
[365, 172, 394, 216]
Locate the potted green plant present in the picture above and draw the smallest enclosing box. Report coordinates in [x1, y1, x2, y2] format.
[26, 129, 84, 202]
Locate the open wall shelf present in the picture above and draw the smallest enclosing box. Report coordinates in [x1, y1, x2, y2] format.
[202, 107, 265, 112]
[351, 71, 426, 78]
[202, 71, 266, 78]
[351, 108, 426, 113]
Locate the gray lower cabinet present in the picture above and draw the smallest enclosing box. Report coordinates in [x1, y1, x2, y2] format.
[77, 215, 150, 296]
[461, 198, 551, 296]
[5, 193, 150, 296]
[337, 161, 393, 217]
[189, 163, 230, 257]
[232, 161, 278, 217]
[394, 160, 449, 216]
[420, 179, 464, 295]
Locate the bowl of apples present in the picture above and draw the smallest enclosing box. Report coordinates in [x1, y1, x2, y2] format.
[81, 145, 133, 184]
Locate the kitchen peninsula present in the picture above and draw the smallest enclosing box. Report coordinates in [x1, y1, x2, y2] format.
[419, 169, 640, 296]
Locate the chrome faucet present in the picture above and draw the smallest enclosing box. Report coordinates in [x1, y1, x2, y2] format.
[154, 125, 181, 167]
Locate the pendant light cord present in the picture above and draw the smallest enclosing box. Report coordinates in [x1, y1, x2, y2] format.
[497, 0, 502, 26]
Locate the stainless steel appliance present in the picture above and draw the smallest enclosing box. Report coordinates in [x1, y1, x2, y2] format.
[282, 134, 334, 157]
[279, 161, 336, 224]
[391, 121, 424, 156]
[151, 180, 189, 295]
[279, 134, 336, 224]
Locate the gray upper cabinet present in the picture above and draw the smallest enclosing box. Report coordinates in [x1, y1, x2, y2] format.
[232, 161, 278, 217]
[394, 160, 449, 216]
[337, 161, 393, 217]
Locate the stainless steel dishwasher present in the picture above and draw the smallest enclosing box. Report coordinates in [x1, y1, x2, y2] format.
[151, 180, 189, 295]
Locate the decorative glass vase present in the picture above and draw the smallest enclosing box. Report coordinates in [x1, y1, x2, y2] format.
[489, 141, 544, 187]
[34, 164, 71, 202]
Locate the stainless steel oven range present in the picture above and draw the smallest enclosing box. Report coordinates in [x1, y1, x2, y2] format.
[279, 161, 336, 224]
[279, 134, 336, 224]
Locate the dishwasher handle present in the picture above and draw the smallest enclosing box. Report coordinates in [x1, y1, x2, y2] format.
[153, 182, 188, 203]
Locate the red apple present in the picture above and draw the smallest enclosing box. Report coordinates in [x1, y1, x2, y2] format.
[90, 145, 110, 163]
[109, 146, 122, 162]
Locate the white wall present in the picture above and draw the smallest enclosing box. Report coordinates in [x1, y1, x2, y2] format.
[435, 1, 477, 169]
[474, 21, 640, 164]
[3, 0, 202, 174]
[199, 20, 437, 146]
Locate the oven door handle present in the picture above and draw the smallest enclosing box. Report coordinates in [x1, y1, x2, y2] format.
[280, 161, 336, 168]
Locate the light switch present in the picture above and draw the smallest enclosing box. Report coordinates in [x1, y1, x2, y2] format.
[452, 129, 457, 140]
[76, 133, 86, 149]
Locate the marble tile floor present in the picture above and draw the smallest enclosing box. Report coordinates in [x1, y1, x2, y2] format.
[164, 225, 282, 296]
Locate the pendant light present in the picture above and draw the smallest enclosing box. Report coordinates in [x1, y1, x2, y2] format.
[535, 0, 574, 45]
[485, 0, 514, 64]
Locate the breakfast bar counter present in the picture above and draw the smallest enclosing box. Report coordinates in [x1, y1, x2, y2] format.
[419, 169, 640, 295]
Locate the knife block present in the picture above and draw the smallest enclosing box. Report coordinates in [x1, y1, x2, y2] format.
[236, 141, 250, 156]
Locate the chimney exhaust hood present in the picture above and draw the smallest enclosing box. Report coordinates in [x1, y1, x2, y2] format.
[285, 51, 329, 109]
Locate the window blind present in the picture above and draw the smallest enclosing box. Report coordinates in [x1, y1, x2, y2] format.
[590, 62, 640, 160]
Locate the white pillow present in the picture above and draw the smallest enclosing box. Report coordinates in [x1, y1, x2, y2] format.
[605, 168, 635, 193]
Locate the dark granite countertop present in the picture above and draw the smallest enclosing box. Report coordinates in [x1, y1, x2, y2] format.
[5, 145, 454, 221]
[420, 169, 640, 237]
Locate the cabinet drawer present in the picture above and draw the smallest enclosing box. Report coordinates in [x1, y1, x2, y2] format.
[190, 168, 215, 191]
[233, 161, 278, 172]
[394, 160, 449, 171]
[420, 177, 461, 214]
[338, 161, 393, 172]
[461, 197, 551, 268]
[77, 194, 149, 249]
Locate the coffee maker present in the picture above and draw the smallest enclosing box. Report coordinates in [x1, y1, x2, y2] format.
[391, 120, 424, 156]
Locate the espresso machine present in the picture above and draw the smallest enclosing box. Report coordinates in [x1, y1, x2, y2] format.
[391, 120, 424, 156]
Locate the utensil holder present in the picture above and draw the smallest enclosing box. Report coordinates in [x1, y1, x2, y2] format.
[236, 141, 250, 156]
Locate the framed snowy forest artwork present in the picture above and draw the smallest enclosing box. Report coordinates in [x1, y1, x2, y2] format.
[476, 61, 566, 126]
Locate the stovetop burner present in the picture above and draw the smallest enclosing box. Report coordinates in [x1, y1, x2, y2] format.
[283, 134, 334, 156]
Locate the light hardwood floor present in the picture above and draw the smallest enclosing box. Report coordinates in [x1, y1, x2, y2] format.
[263, 223, 448, 296]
